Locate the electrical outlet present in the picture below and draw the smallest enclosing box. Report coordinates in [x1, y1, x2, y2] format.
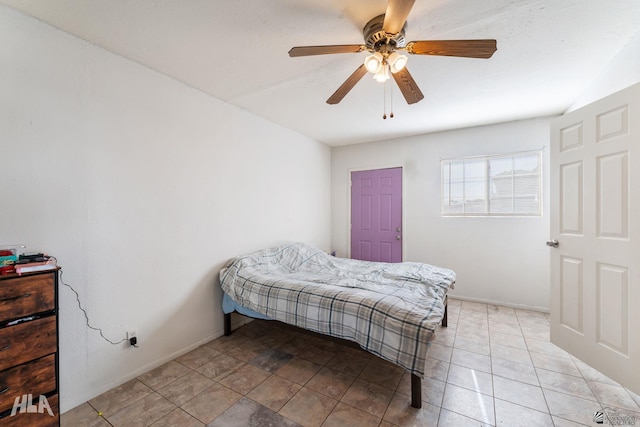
[127, 330, 138, 347]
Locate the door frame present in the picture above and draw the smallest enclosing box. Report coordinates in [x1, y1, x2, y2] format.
[347, 164, 405, 260]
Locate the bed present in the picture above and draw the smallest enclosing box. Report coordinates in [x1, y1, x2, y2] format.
[219, 242, 455, 408]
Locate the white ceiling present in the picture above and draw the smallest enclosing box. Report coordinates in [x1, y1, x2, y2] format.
[3, 0, 639, 146]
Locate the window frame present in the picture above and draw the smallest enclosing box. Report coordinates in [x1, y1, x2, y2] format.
[441, 150, 543, 217]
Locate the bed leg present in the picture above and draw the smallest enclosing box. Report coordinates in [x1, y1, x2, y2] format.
[411, 374, 422, 408]
[442, 296, 448, 327]
[224, 313, 231, 336]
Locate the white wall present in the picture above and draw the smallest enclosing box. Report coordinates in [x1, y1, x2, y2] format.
[568, 30, 640, 111]
[0, 6, 330, 413]
[331, 118, 553, 311]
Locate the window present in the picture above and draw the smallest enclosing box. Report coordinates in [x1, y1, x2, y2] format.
[442, 150, 542, 216]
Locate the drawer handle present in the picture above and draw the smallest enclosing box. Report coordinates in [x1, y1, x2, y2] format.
[0, 344, 10, 352]
[0, 387, 8, 394]
[0, 292, 31, 302]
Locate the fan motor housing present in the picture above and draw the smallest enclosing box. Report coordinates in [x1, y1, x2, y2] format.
[363, 14, 406, 51]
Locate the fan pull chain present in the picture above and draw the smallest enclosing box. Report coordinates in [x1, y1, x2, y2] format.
[390, 81, 394, 118]
[383, 79, 387, 119]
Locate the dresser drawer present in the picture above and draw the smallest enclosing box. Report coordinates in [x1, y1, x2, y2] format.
[0, 273, 55, 323]
[0, 354, 56, 414]
[0, 316, 56, 372]
[0, 393, 58, 427]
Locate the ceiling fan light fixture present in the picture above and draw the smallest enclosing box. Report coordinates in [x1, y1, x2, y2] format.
[373, 64, 390, 82]
[364, 52, 383, 73]
[388, 52, 408, 73]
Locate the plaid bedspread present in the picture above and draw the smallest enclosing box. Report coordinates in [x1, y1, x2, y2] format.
[219, 243, 456, 378]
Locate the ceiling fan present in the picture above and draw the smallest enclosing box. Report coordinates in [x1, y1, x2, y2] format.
[288, 0, 497, 106]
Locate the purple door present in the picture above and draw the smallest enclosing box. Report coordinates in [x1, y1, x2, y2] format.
[351, 167, 402, 263]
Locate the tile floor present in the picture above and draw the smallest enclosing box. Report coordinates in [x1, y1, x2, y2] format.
[62, 299, 640, 426]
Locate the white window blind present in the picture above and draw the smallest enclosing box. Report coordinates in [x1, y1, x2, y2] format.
[442, 150, 542, 216]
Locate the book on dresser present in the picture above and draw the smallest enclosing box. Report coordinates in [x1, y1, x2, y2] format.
[0, 269, 60, 426]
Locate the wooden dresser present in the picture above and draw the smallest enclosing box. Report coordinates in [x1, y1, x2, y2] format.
[0, 270, 59, 426]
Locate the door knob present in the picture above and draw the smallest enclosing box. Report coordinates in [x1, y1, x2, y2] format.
[396, 235, 401, 240]
[546, 239, 559, 248]
[396, 227, 401, 232]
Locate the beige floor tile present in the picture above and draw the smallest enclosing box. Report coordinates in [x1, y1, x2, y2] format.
[279, 387, 337, 427]
[588, 380, 640, 412]
[551, 415, 591, 426]
[450, 348, 491, 374]
[490, 342, 533, 366]
[441, 383, 495, 425]
[276, 357, 323, 385]
[149, 407, 204, 427]
[296, 345, 337, 365]
[572, 357, 619, 385]
[106, 392, 176, 427]
[60, 402, 110, 427]
[437, 408, 493, 426]
[461, 301, 488, 312]
[156, 369, 214, 406]
[433, 331, 456, 347]
[491, 358, 539, 386]
[306, 366, 355, 400]
[488, 322, 523, 337]
[137, 360, 192, 390]
[195, 353, 245, 381]
[205, 333, 248, 353]
[248, 348, 294, 373]
[225, 340, 269, 362]
[454, 334, 491, 355]
[247, 374, 302, 412]
[494, 398, 553, 427]
[426, 342, 453, 363]
[209, 397, 301, 427]
[322, 402, 381, 427]
[493, 376, 548, 413]
[88, 379, 153, 417]
[520, 325, 550, 341]
[530, 351, 581, 376]
[325, 350, 369, 376]
[446, 364, 493, 396]
[458, 323, 490, 337]
[218, 363, 271, 395]
[423, 356, 450, 382]
[488, 304, 515, 314]
[543, 388, 603, 425]
[525, 337, 571, 359]
[536, 367, 596, 401]
[357, 359, 404, 390]
[341, 379, 394, 418]
[382, 393, 440, 427]
[181, 383, 242, 424]
[488, 312, 519, 326]
[490, 331, 527, 350]
[175, 345, 220, 369]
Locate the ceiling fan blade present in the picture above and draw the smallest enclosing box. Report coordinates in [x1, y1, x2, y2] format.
[392, 67, 424, 104]
[406, 40, 497, 58]
[383, 0, 416, 35]
[326, 64, 368, 105]
[289, 45, 365, 57]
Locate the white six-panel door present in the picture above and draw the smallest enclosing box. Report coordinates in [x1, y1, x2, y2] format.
[550, 83, 639, 394]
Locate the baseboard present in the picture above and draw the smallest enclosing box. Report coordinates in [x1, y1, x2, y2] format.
[450, 295, 550, 313]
